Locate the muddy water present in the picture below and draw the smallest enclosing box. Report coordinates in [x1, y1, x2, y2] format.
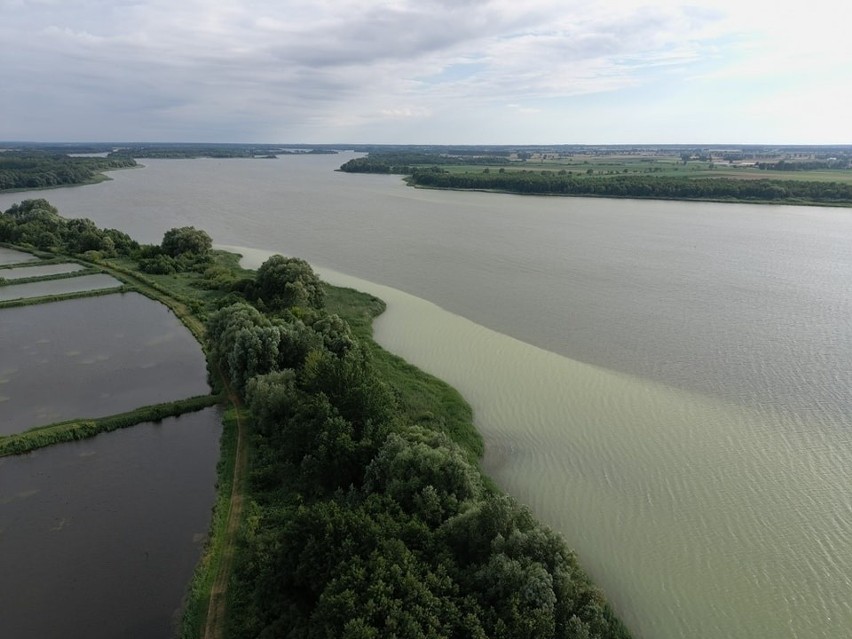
[235, 246, 852, 639]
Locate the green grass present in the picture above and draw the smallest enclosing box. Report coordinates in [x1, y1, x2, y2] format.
[0, 284, 128, 310]
[407, 158, 852, 184]
[0, 267, 99, 287]
[179, 407, 242, 639]
[104, 250, 246, 321]
[325, 284, 483, 462]
[0, 394, 219, 457]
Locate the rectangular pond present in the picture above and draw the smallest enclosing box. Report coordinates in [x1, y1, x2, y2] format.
[0, 408, 222, 639]
[0, 247, 38, 266]
[0, 292, 211, 434]
[0, 262, 85, 280]
[0, 273, 121, 302]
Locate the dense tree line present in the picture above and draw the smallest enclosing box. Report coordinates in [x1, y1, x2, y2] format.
[137, 226, 214, 274]
[756, 159, 851, 171]
[0, 151, 136, 191]
[0, 199, 217, 275]
[0, 199, 137, 257]
[213, 257, 631, 639]
[105, 145, 337, 159]
[339, 153, 510, 175]
[407, 169, 852, 205]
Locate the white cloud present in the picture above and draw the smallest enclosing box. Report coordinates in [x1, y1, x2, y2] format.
[0, 0, 848, 142]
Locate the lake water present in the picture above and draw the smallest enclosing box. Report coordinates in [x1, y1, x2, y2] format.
[0, 292, 210, 433]
[2, 155, 851, 638]
[0, 408, 221, 639]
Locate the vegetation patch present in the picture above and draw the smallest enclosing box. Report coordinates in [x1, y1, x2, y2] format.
[0, 395, 218, 457]
[179, 407, 242, 639]
[0, 284, 129, 310]
[0, 151, 137, 192]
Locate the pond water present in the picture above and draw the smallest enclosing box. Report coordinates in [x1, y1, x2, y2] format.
[0, 292, 210, 434]
[0, 247, 38, 266]
[0, 262, 85, 280]
[3, 156, 851, 638]
[0, 408, 221, 639]
[0, 273, 121, 301]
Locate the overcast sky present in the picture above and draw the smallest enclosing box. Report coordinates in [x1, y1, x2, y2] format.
[1, 0, 849, 144]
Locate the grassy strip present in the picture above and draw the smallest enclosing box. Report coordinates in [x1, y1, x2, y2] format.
[0, 284, 128, 309]
[0, 257, 67, 270]
[179, 407, 242, 639]
[0, 267, 98, 286]
[0, 394, 219, 457]
[325, 285, 483, 462]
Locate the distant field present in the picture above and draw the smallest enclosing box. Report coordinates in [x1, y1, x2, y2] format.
[430, 159, 852, 184]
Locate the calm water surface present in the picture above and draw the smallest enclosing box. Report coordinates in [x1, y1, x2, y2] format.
[0, 272, 121, 301]
[0, 409, 221, 639]
[3, 156, 851, 638]
[0, 262, 84, 280]
[0, 247, 38, 265]
[0, 292, 210, 433]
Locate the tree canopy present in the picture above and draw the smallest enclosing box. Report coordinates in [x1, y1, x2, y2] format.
[254, 254, 326, 311]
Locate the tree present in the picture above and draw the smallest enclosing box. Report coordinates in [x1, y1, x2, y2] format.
[255, 254, 325, 310]
[160, 226, 212, 258]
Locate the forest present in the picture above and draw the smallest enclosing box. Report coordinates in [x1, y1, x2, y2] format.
[405, 169, 852, 205]
[0, 151, 137, 191]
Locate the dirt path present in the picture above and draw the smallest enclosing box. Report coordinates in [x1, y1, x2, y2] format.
[88, 264, 248, 639]
[202, 372, 247, 639]
[89, 259, 247, 638]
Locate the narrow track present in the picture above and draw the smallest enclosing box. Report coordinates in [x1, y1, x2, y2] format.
[203, 370, 247, 639]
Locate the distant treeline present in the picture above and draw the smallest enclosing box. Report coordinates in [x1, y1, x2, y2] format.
[757, 159, 851, 171]
[210, 259, 630, 638]
[107, 145, 337, 159]
[0, 152, 136, 191]
[407, 169, 852, 205]
[339, 153, 510, 174]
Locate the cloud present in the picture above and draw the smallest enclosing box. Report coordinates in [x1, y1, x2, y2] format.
[0, 0, 848, 142]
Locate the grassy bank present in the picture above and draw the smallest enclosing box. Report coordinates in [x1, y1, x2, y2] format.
[325, 284, 483, 461]
[179, 407, 242, 639]
[0, 394, 219, 457]
[0, 267, 98, 286]
[0, 284, 128, 309]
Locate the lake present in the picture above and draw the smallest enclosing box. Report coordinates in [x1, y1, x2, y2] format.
[2, 154, 851, 638]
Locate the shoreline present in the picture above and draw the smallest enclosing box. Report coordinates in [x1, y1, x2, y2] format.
[221, 243, 852, 639]
[404, 180, 852, 208]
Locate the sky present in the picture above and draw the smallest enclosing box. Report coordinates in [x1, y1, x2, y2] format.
[1, 0, 850, 144]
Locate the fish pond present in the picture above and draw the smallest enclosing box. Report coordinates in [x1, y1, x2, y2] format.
[0, 292, 210, 434]
[0, 247, 38, 266]
[0, 408, 221, 639]
[0, 262, 85, 280]
[0, 273, 121, 302]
